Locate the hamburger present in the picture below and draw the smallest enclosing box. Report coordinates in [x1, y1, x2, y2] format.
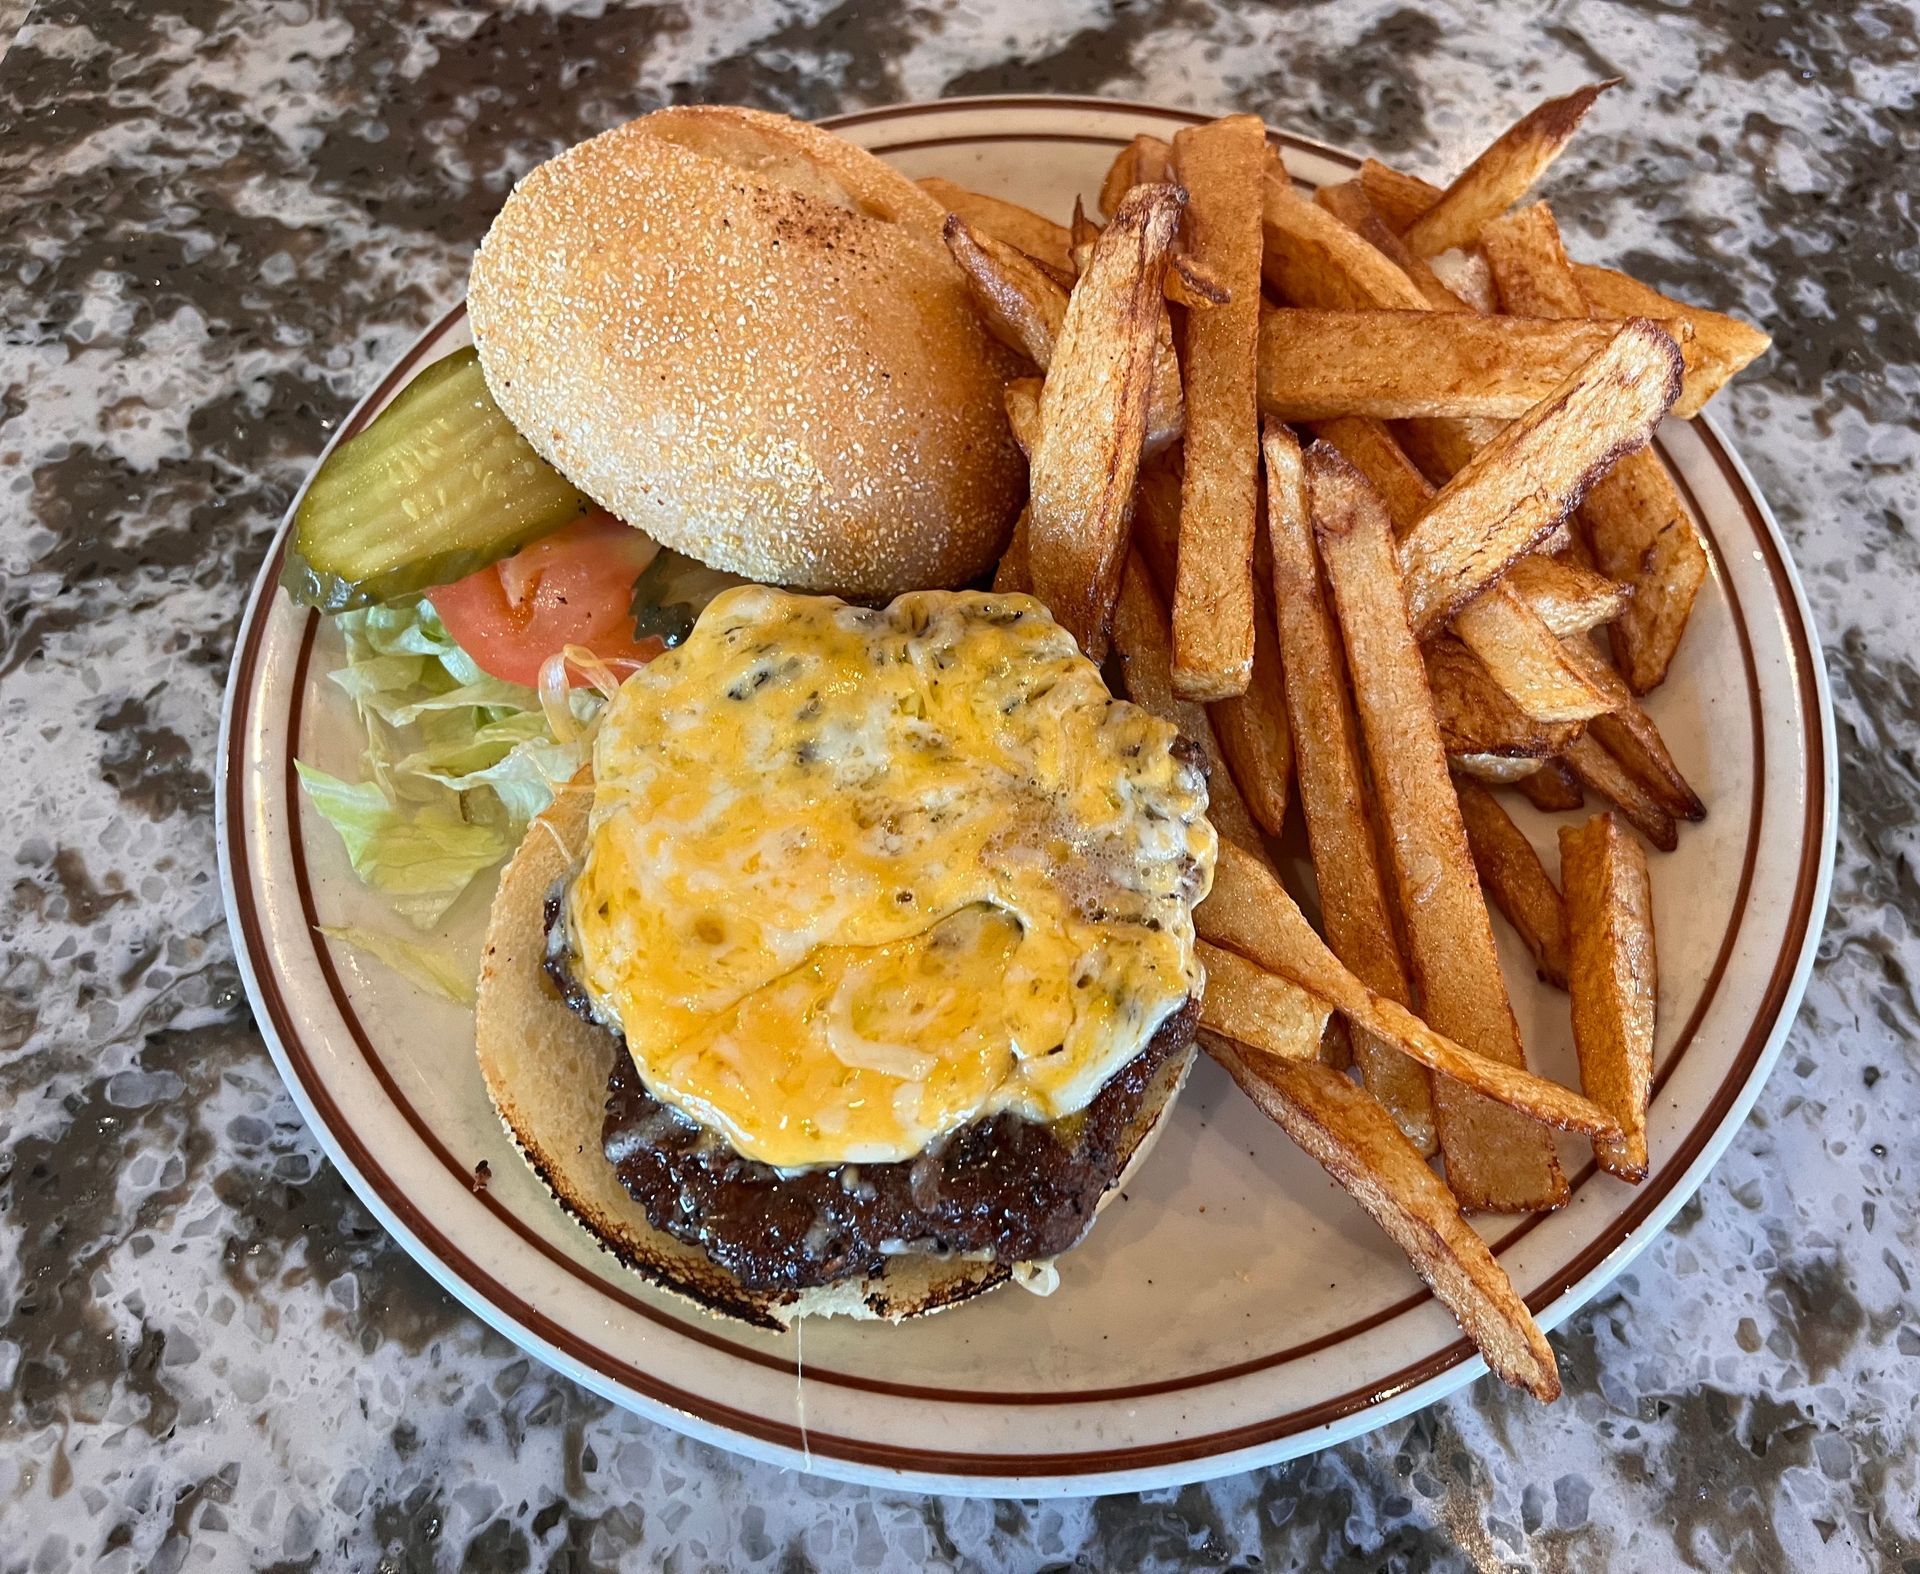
[285, 105, 1217, 1324]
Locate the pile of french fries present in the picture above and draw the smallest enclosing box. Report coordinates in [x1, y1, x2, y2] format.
[926, 83, 1769, 1401]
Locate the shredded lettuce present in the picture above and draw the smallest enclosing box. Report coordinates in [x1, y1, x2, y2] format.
[294, 761, 508, 926]
[295, 597, 599, 927]
[380, 677, 549, 726]
[319, 924, 478, 1005]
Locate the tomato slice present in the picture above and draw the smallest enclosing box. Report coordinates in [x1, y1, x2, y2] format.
[429, 511, 666, 688]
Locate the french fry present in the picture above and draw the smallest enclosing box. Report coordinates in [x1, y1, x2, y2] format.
[1209, 613, 1294, 836]
[1555, 518, 1599, 572]
[1197, 842, 1430, 1044]
[1580, 449, 1708, 692]
[1130, 454, 1184, 591]
[1357, 156, 1442, 231]
[944, 215, 1068, 366]
[1197, 851, 1619, 1144]
[1132, 461, 1293, 837]
[1504, 555, 1631, 636]
[1308, 415, 1438, 535]
[1392, 414, 1490, 485]
[1099, 134, 1173, 218]
[1002, 376, 1043, 454]
[1404, 81, 1617, 258]
[1426, 636, 1585, 759]
[1258, 309, 1640, 422]
[1027, 184, 1184, 660]
[1560, 813, 1657, 1180]
[1202, 949, 1616, 1140]
[1452, 752, 1553, 786]
[1478, 203, 1709, 689]
[1070, 193, 1194, 455]
[1556, 636, 1705, 821]
[1069, 196, 1101, 274]
[1561, 732, 1678, 852]
[993, 509, 1031, 595]
[1195, 943, 1327, 1061]
[1516, 757, 1585, 813]
[1305, 442, 1566, 1212]
[1452, 590, 1613, 723]
[1108, 553, 1265, 854]
[1203, 1041, 1562, 1401]
[1168, 115, 1266, 701]
[1397, 318, 1685, 636]
[1309, 181, 1403, 250]
[1265, 424, 1437, 1154]
[1481, 201, 1585, 313]
[1590, 713, 1702, 823]
[1143, 316, 1187, 454]
[1401, 428, 1584, 541]
[993, 382, 1042, 593]
[919, 176, 1074, 275]
[1455, 777, 1571, 988]
[1574, 262, 1772, 415]
[946, 216, 1187, 455]
[1168, 250, 1232, 308]
[1312, 415, 1609, 723]
[1314, 180, 1469, 311]
[1429, 248, 1499, 314]
[1482, 220, 1722, 413]
[1261, 169, 1431, 311]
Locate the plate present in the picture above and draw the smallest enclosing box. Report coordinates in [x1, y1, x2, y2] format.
[217, 96, 1835, 1496]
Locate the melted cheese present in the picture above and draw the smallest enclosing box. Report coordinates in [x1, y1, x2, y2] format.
[566, 586, 1215, 1168]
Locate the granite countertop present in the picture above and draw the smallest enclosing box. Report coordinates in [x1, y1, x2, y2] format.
[2, 0, 1915, 1568]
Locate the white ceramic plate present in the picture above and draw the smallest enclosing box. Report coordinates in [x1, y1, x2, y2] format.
[218, 96, 1835, 1496]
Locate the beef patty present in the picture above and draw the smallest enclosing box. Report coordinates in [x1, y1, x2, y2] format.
[544, 894, 1197, 1294]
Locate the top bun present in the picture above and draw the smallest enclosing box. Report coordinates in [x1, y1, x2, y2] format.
[468, 106, 1026, 597]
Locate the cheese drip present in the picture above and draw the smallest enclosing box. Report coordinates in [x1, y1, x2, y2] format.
[568, 586, 1215, 1167]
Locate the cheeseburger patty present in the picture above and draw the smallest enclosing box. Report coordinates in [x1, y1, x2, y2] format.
[544, 895, 1196, 1292]
[564, 589, 1214, 1172]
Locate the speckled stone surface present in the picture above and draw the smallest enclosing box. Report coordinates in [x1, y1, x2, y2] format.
[2, 1, 1915, 1568]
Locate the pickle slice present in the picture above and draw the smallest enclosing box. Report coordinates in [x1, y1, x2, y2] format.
[282, 346, 593, 611]
[627, 549, 749, 650]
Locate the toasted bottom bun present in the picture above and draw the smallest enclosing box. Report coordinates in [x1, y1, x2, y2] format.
[474, 780, 1195, 1329]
